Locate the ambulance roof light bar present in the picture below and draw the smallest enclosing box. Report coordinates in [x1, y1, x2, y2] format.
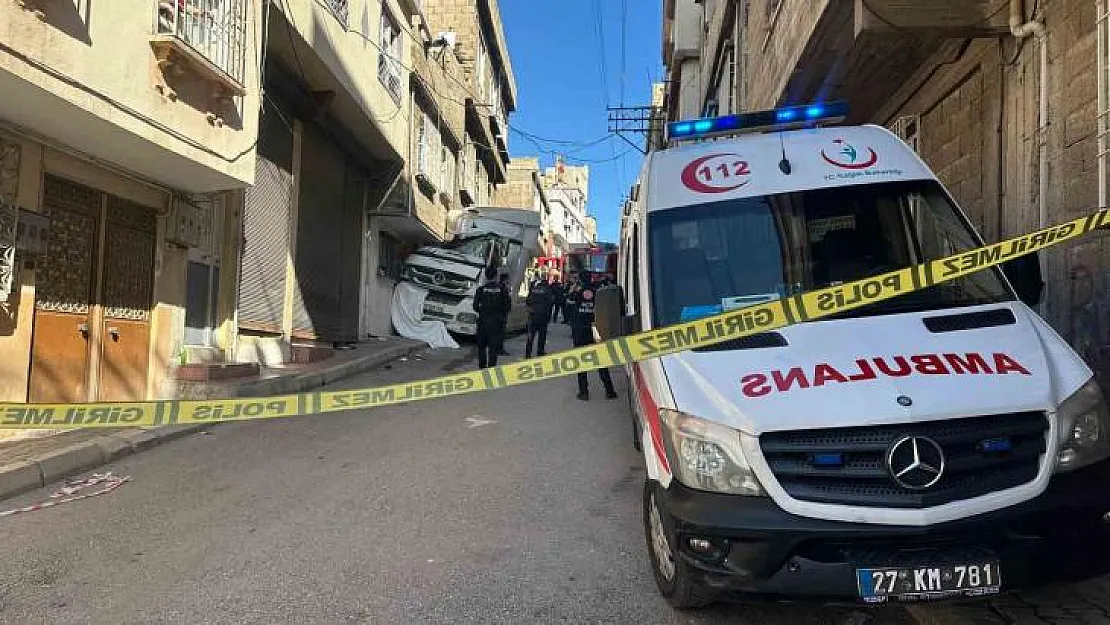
[666, 101, 849, 145]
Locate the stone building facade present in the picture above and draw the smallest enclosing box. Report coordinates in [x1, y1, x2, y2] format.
[665, 0, 1110, 388]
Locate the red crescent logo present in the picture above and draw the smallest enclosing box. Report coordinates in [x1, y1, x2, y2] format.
[680, 154, 751, 194]
[821, 147, 879, 170]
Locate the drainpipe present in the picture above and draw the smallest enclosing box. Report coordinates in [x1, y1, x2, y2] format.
[1010, 0, 1048, 291]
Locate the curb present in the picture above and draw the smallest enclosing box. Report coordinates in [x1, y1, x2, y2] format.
[0, 342, 425, 502]
[0, 424, 208, 502]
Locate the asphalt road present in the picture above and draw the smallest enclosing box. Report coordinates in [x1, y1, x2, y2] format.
[0, 325, 1100, 624]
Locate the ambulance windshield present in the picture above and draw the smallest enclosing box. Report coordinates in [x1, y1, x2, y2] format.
[648, 180, 1013, 327]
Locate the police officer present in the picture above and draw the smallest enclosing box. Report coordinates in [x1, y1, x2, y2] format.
[473, 266, 510, 369]
[497, 272, 512, 356]
[524, 277, 555, 358]
[549, 279, 565, 323]
[566, 273, 618, 401]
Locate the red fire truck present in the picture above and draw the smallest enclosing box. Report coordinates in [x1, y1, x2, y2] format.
[565, 243, 618, 284]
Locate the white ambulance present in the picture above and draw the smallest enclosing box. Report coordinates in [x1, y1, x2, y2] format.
[595, 102, 1110, 608]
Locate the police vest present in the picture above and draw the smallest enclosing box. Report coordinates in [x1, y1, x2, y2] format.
[575, 286, 596, 322]
[476, 283, 506, 318]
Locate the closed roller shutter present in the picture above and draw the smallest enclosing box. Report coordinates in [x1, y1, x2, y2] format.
[238, 98, 293, 333]
[293, 123, 362, 342]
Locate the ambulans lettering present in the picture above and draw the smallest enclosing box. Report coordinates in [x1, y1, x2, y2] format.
[740, 353, 1032, 397]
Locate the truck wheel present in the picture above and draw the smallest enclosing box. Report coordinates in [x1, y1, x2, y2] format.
[643, 479, 714, 610]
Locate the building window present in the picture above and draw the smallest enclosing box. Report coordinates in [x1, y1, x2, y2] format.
[416, 108, 440, 189]
[378, 231, 405, 281]
[476, 36, 489, 101]
[378, 9, 403, 104]
[440, 145, 457, 203]
[185, 260, 220, 346]
[155, 0, 249, 86]
[322, 0, 348, 26]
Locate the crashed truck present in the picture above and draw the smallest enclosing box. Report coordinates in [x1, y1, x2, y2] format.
[399, 207, 542, 336]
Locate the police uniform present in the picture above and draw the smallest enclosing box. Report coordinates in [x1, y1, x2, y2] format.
[524, 279, 555, 358]
[473, 278, 511, 369]
[566, 276, 618, 400]
[497, 274, 511, 355]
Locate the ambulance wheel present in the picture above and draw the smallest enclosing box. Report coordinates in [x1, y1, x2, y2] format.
[643, 479, 715, 610]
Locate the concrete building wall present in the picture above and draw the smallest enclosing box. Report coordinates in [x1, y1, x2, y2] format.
[277, 0, 411, 160]
[0, 2, 255, 402]
[0, 0, 264, 191]
[741, 0, 830, 111]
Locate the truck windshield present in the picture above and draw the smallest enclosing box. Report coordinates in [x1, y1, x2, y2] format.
[445, 234, 497, 259]
[648, 180, 1014, 327]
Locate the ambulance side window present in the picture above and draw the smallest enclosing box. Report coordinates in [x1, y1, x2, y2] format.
[630, 224, 642, 330]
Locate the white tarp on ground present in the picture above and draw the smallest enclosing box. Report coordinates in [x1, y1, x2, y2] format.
[390, 281, 460, 350]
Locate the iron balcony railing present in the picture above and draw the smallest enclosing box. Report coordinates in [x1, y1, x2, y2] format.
[155, 0, 248, 86]
[322, 0, 348, 26]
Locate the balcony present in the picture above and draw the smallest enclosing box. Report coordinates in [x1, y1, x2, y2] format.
[855, 0, 1011, 37]
[151, 0, 247, 124]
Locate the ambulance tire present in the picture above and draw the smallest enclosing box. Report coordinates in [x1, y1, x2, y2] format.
[643, 479, 715, 610]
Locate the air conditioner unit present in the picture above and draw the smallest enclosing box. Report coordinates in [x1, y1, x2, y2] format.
[166, 195, 209, 249]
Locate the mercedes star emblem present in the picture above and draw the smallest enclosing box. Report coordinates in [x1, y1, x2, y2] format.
[432, 272, 446, 285]
[886, 435, 946, 490]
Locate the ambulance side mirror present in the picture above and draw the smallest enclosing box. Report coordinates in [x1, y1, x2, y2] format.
[1001, 252, 1044, 309]
[594, 285, 625, 340]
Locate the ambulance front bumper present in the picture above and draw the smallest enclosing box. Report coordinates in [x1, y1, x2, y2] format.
[655, 459, 1110, 604]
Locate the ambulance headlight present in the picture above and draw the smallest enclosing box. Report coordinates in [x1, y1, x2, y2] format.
[1055, 378, 1110, 472]
[658, 409, 764, 496]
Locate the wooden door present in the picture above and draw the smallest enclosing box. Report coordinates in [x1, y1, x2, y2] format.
[97, 196, 156, 402]
[28, 176, 102, 403]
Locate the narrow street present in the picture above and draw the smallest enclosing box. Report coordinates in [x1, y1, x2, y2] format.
[0, 325, 916, 625]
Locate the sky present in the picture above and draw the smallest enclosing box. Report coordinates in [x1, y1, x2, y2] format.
[499, 0, 663, 244]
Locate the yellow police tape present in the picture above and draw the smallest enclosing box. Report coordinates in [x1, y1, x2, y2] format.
[2, 209, 1107, 430]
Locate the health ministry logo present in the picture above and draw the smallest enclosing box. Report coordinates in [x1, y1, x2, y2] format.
[821, 139, 879, 170]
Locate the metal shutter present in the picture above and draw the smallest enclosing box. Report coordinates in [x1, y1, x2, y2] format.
[292, 123, 353, 341]
[237, 98, 293, 333]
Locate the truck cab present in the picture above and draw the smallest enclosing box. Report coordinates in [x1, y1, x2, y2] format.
[400, 208, 542, 336]
[599, 102, 1110, 609]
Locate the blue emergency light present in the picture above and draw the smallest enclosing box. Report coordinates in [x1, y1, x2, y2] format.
[667, 100, 849, 143]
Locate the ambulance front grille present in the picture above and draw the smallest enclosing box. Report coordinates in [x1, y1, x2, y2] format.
[758, 412, 1048, 509]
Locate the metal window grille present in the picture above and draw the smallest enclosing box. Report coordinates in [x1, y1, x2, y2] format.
[155, 0, 247, 85]
[378, 10, 403, 104]
[322, 0, 348, 26]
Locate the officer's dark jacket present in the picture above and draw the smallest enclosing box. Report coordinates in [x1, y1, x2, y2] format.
[472, 279, 510, 325]
[525, 282, 554, 321]
[565, 281, 598, 326]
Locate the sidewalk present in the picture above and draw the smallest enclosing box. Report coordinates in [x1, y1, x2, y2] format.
[0, 337, 428, 501]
